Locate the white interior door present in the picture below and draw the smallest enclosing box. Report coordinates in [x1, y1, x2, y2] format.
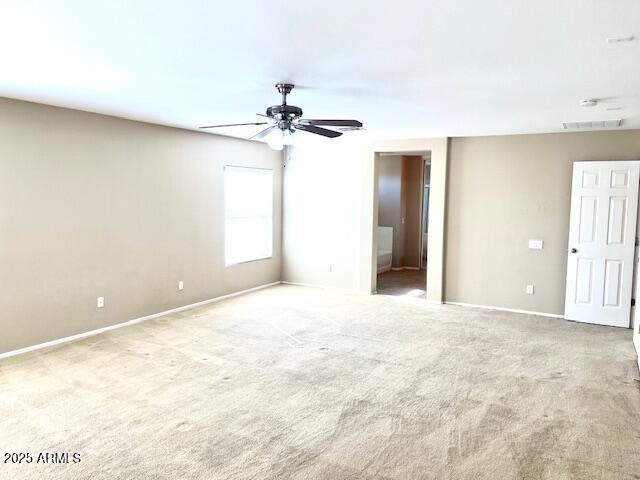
[564, 161, 640, 327]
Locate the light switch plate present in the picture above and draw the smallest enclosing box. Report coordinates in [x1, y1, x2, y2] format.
[528, 239, 544, 250]
[97, 296, 105, 308]
[178, 280, 184, 291]
[526, 285, 535, 295]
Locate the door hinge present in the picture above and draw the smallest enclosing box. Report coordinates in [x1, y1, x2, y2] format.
[632, 298, 636, 307]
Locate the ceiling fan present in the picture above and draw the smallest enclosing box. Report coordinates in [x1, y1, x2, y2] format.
[199, 83, 363, 150]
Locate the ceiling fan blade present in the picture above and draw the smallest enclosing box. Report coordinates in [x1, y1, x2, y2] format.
[295, 124, 343, 138]
[298, 119, 362, 127]
[199, 122, 268, 129]
[251, 125, 278, 140]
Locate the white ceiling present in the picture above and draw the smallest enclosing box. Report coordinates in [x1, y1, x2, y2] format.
[1, 0, 639, 140]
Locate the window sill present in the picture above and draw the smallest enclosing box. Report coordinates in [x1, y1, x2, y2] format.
[225, 256, 273, 267]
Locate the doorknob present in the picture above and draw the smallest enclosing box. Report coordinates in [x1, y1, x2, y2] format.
[571, 248, 578, 253]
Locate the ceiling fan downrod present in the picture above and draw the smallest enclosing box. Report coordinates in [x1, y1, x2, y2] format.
[275, 83, 294, 106]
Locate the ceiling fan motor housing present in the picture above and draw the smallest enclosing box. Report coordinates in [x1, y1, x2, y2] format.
[267, 101, 303, 132]
[266, 104, 303, 120]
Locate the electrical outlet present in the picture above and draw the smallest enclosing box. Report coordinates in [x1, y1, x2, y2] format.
[178, 280, 184, 291]
[528, 239, 544, 250]
[97, 296, 105, 308]
[526, 285, 535, 295]
[328, 264, 332, 273]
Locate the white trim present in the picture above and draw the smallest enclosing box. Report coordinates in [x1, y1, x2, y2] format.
[281, 281, 328, 289]
[0, 282, 281, 361]
[225, 255, 273, 267]
[445, 301, 564, 319]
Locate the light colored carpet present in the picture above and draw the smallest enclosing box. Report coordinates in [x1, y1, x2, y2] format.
[0, 285, 639, 480]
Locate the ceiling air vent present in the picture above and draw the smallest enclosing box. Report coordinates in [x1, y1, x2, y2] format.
[562, 119, 623, 130]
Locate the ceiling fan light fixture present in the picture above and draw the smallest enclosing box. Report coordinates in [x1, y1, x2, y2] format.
[267, 133, 284, 151]
[267, 128, 296, 150]
[282, 128, 295, 146]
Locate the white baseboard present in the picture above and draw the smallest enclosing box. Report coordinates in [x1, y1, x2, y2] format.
[0, 281, 281, 361]
[390, 266, 420, 271]
[444, 301, 564, 319]
[281, 280, 329, 289]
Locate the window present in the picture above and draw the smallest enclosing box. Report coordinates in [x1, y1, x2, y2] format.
[224, 166, 273, 265]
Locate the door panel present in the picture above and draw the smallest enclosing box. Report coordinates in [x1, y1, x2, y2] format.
[611, 170, 629, 188]
[606, 197, 627, 245]
[582, 170, 599, 188]
[578, 196, 598, 243]
[603, 260, 623, 308]
[574, 258, 594, 304]
[564, 161, 640, 327]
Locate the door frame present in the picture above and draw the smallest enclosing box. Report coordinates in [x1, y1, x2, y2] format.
[419, 157, 431, 270]
[366, 138, 448, 302]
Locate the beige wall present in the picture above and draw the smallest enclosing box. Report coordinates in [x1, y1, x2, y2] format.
[378, 155, 404, 267]
[0, 98, 282, 354]
[446, 130, 640, 315]
[283, 137, 448, 302]
[282, 140, 365, 290]
[403, 156, 423, 269]
[377, 155, 405, 267]
[377, 155, 422, 268]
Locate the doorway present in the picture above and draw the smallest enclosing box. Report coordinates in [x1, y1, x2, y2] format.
[375, 152, 430, 297]
[367, 138, 448, 302]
